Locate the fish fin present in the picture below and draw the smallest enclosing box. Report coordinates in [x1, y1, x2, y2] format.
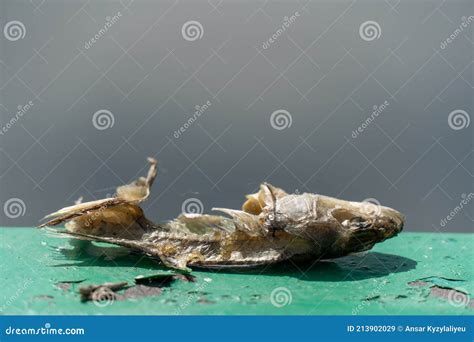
[212, 208, 267, 236]
[115, 157, 157, 202]
[39, 158, 158, 229]
[38, 198, 131, 228]
[156, 255, 192, 273]
[242, 183, 287, 214]
[45, 228, 148, 250]
[167, 213, 234, 234]
[46, 228, 190, 272]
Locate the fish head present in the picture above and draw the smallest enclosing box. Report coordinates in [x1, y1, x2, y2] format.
[329, 199, 404, 236]
[259, 185, 404, 250]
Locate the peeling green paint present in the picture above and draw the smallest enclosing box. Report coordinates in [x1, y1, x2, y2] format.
[0, 228, 472, 315]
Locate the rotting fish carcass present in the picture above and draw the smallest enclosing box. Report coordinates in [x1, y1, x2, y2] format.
[39, 158, 404, 272]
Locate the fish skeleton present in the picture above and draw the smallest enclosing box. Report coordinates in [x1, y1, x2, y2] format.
[40, 158, 404, 272]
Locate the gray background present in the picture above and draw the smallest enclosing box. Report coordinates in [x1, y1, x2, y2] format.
[0, 0, 472, 232]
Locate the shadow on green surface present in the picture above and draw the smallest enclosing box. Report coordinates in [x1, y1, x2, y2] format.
[51, 240, 417, 282]
[262, 252, 417, 281]
[51, 240, 162, 269]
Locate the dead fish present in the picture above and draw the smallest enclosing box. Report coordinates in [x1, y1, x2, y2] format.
[39, 158, 404, 272]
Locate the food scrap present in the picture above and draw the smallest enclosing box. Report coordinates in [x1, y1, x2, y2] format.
[40, 158, 404, 272]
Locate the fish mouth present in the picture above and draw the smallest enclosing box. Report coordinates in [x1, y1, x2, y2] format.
[331, 205, 404, 235]
[381, 207, 405, 234]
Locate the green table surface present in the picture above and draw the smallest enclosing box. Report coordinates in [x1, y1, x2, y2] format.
[0, 228, 472, 315]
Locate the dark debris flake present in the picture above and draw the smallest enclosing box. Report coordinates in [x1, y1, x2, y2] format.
[55, 279, 86, 292]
